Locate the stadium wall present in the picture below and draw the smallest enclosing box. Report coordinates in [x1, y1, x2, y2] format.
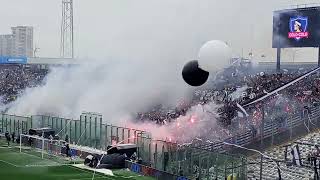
[4, 105, 320, 179]
[11, 105, 320, 179]
[0, 113, 247, 179]
[126, 160, 188, 180]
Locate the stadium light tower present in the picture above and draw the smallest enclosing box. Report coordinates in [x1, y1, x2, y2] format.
[60, 0, 74, 59]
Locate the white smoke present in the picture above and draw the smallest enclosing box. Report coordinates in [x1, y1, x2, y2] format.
[7, 59, 193, 122]
[6, 40, 233, 141]
[6, 60, 227, 141]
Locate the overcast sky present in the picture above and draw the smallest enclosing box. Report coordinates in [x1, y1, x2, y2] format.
[0, 0, 319, 62]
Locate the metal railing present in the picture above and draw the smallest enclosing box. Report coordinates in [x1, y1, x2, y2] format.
[190, 106, 320, 155]
[0, 112, 247, 179]
[2, 105, 319, 179]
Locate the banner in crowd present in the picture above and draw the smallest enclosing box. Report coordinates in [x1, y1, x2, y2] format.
[0, 56, 27, 64]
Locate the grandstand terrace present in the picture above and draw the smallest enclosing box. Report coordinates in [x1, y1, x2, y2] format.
[0, 59, 320, 179]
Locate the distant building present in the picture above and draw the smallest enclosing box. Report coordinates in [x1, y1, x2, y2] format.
[11, 26, 33, 57]
[0, 34, 14, 56]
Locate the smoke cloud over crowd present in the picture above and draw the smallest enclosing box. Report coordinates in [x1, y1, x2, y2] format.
[7, 60, 189, 120]
[4, 0, 320, 142]
[5, 41, 232, 141]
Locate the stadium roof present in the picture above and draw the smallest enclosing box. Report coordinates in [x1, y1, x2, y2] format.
[28, 57, 80, 65]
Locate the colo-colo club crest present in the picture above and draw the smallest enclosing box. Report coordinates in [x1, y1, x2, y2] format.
[288, 17, 309, 41]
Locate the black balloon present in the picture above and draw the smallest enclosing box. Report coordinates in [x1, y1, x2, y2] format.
[182, 60, 209, 86]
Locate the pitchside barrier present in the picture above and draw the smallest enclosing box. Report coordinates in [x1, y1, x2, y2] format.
[2, 106, 317, 154]
[0, 114, 31, 135]
[0, 112, 247, 179]
[125, 160, 189, 180]
[2, 105, 320, 179]
[192, 105, 320, 155]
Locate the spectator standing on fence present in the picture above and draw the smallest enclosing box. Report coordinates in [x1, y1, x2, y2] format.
[65, 134, 69, 143]
[5, 131, 10, 146]
[137, 156, 142, 164]
[307, 153, 312, 165]
[276, 161, 282, 180]
[49, 134, 53, 141]
[11, 132, 15, 143]
[250, 125, 257, 138]
[28, 137, 31, 146]
[130, 152, 137, 162]
[315, 145, 320, 157]
[313, 156, 319, 180]
[49, 134, 53, 155]
[65, 143, 71, 159]
[179, 166, 184, 176]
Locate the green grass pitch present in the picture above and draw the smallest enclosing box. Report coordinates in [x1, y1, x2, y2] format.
[0, 141, 154, 180]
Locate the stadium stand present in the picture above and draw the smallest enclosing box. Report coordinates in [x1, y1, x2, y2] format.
[0, 64, 47, 104]
[136, 65, 320, 128]
[1, 61, 320, 179]
[0, 62, 318, 131]
[247, 129, 320, 180]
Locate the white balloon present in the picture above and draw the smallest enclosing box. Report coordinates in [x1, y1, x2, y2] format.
[198, 40, 232, 73]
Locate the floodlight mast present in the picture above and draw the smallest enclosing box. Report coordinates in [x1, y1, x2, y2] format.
[60, 0, 74, 59]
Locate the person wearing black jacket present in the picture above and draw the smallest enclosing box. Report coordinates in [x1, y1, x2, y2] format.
[5, 131, 11, 146]
[65, 143, 71, 157]
[4, 131, 9, 139]
[11, 132, 15, 143]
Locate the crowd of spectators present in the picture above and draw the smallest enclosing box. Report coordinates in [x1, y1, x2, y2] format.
[0, 63, 319, 138]
[136, 104, 189, 124]
[0, 65, 48, 104]
[136, 64, 320, 132]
